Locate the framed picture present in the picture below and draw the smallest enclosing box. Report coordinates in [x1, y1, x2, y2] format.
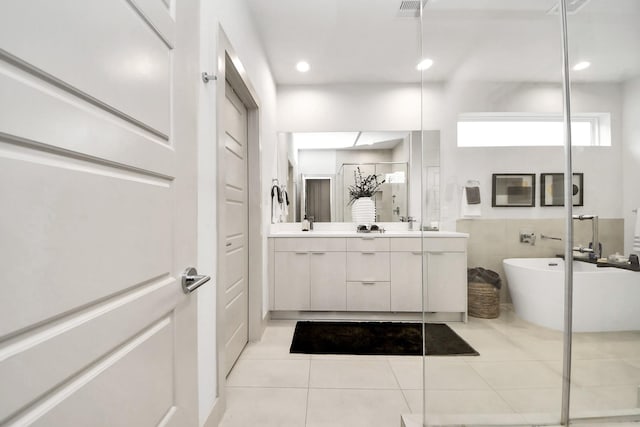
[540, 173, 584, 207]
[492, 173, 536, 207]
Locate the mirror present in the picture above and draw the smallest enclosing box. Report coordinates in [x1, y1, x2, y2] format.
[277, 130, 439, 223]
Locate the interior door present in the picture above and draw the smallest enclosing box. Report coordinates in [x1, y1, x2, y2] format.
[305, 178, 332, 222]
[223, 80, 249, 375]
[0, 1, 200, 425]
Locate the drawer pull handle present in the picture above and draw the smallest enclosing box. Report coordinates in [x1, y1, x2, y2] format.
[295, 252, 307, 255]
[361, 237, 375, 241]
[311, 252, 326, 255]
[362, 282, 376, 285]
[411, 251, 423, 255]
[361, 252, 375, 255]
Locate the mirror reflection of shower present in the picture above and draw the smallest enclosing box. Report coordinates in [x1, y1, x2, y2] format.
[336, 162, 408, 222]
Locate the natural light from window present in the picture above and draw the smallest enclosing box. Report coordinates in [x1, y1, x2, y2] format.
[457, 113, 611, 147]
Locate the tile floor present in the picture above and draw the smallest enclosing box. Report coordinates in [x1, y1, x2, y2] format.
[219, 305, 640, 427]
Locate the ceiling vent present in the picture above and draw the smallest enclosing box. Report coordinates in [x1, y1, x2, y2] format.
[547, 0, 591, 15]
[397, 0, 428, 18]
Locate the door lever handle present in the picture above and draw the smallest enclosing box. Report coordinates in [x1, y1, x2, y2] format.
[181, 267, 212, 294]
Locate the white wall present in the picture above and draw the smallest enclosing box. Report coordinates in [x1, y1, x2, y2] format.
[623, 76, 640, 254]
[277, 83, 443, 131]
[197, 0, 277, 424]
[439, 82, 624, 230]
[277, 82, 625, 232]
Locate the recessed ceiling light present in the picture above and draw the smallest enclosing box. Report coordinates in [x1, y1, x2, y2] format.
[573, 61, 591, 71]
[416, 58, 433, 71]
[296, 61, 310, 73]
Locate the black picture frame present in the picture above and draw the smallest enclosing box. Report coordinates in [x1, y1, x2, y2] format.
[540, 173, 584, 207]
[491, 173, 536, 207]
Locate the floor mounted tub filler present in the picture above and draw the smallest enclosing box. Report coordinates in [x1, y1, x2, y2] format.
[503, 258, 640, 332]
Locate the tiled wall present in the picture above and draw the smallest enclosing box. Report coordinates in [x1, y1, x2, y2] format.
[457, 218, 624, 302]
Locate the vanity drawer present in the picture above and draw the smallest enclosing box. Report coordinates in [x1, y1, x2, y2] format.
[346, 252, 390, 281]
[346, 281, 390, 311]
[346, 237, 389, 252]
[274, 237, 346, 252]
[422, 237, 466, 253]
[389, 237, 422, 252]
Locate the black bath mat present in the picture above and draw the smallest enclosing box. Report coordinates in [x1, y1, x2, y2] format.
[289, 321, 479, 356]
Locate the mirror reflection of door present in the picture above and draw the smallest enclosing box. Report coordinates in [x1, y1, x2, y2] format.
[287, 161, 295, 222]
[305, 178, 331, 222]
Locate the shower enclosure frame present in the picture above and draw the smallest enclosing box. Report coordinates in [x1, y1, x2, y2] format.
[416, 0, 640, 425]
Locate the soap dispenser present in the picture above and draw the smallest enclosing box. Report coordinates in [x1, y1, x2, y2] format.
[301, 215, 310, 231]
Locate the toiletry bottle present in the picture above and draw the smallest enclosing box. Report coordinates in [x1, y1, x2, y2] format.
[302, 215, 310, 231]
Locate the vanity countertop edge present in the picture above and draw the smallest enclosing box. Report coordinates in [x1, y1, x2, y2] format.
[268, 231, 469, 238]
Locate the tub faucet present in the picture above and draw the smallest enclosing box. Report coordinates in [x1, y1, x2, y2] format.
[572, 214, 600, 260]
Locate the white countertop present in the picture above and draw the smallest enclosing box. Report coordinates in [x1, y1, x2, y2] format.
[268, 230, 468, 238]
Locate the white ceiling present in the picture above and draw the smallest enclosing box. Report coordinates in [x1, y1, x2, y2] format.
[247, 0, 640, 85]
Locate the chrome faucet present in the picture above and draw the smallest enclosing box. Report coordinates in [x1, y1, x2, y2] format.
[573, 214, 600, 260]
[406, 216, 416, 230]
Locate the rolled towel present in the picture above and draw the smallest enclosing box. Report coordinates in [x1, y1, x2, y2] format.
[461, 187, 481, 217]
[466, 186, 481, 204]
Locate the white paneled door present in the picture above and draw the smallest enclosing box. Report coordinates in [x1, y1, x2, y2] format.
[223, 81, 249, 376]
[0, 1, 200, 426]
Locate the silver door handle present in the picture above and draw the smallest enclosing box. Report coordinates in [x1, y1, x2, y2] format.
[182, 267, 212, 294]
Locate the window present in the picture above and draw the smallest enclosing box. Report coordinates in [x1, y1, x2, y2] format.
[457, 113, 610, 147]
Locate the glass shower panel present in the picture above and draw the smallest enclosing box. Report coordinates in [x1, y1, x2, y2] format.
[566, 0, 640, 421]
[420, 1, 568, 425]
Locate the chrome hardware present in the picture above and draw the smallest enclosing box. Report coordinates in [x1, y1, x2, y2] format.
[406, 216, 416, 230]
[201, 72, 217, 83]
[519, 231, 536, 245]
[181, 267, 211, 294]
[573, 214, 600, 259]
[573, 246, 594, 254]
[541, 234, 562, 241]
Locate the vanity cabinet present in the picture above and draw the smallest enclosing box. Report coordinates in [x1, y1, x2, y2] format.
[269, 233, 468, 319]
[272, 238, 346, 311]
[389, 238, 422, 311]
[425, 252, 467, 312]
[346, 237, 390, 311]
[310, 252, 346, 310]
[274, 252, 310, 310]
[423, 238, 467, 314]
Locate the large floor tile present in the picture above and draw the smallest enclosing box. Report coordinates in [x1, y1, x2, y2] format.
[505, 333, 564, 361]
[401, 389, 423, 414]
[402, 389, 515, 415]
[309, 359, 398, 389]
[567, 359, 640, 387]
[497, 387, 562, 414]
[425, 390, 515, 414]
[306, 388, 409, 427]
[389, 358, 492, 390]
[219, 387, 308, 427]
[240, 321, 309, 360]
[469, 360, 562, 389]
[571, 385, 640, 413]
[448, 328, 532, 361]
[226, 358, 310, 388]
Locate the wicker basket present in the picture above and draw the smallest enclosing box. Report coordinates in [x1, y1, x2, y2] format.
[468, 281, 500, 319]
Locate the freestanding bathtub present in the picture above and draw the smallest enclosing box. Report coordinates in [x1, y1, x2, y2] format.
[503, 258, 640, 332]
